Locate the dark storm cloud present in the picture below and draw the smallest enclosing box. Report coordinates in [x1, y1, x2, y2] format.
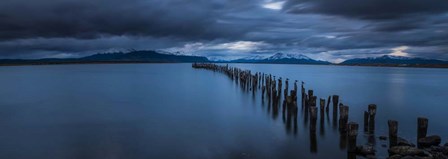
[0, 0, 257, 41]
[283, 0, 448, 20]
[0, 0, 266, 58]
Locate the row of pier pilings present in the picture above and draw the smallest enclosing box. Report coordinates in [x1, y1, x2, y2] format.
[192, 63, 447, 159]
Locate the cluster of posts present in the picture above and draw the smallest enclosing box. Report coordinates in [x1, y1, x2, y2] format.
[192, 63, 441, 158]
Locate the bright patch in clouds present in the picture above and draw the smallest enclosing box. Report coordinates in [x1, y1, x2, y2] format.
[262, 1, 285, 10]
[210, 41, 268, 51]
[389, 46, 410, 57]
[163, 41, 269, 54]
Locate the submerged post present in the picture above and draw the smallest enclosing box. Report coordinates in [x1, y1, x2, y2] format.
[388, 120, 398, 147]
[417, 117, 428, 141]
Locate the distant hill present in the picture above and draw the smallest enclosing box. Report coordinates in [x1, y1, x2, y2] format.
[340, 55, 448, 67]
[0, 50, 209, 65]
[230, 53, 331, 65]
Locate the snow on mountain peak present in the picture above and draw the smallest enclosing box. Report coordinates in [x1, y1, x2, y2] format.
[267, 53, 311, 60]
[382, 55, 413, 60]
[241, 55, 269, 60]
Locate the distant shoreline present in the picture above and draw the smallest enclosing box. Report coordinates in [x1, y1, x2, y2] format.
[0, 61, 189, 67]
[1, 61, 448, 69]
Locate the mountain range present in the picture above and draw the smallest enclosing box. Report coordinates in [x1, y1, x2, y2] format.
[0, 50, 209, 65]
[1, 51, 447, 68]
[230, 53, 331, 65]
[340, 55, 448, 67]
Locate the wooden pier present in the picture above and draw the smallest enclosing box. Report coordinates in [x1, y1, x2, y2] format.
[192, 63, 447, 159]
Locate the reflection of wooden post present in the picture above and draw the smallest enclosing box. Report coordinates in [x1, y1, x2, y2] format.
[347, 122, 359, 153]
[364, 111, 369, 132]
[262, 86, 265, 99]
[272, 90, 277, 102]
[388, 120, 398, 147]
[368, 104, 377, 133]
[417, 117, 428, 142]
[310, 107, 318, 123]
[310, 106, 318, 153]
[303, 94, 308, 108]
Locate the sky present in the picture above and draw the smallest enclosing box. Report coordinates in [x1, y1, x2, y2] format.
[0, 0, 447, 63]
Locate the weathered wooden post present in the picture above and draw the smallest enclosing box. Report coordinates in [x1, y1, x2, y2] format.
[326, 96, 331, 112]
[339, 105, 349, 131]
[294, 80, 298, 95]
[368, 104, 377, 133]
[319, 98, 325, 112]
[388, 120, 398, 147]
[417, 117, 428, 142]
[332, 95, 339, 111]
[347, 122, 359, 153]
[320, 102, 325, 136]
[308, 90, 315, 106]
[339, 107, 348, 149]
[339, 104, 349, 149]
[310, 106, 318, 126]
[320, 98, 325, 136]
[309, 96, 317, 107]
[304, 95, 309, 125]
[332, 95, 339, 130]
[278, 78, 282, 97]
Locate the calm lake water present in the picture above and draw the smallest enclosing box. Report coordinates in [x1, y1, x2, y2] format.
[0, 63, 447, 159]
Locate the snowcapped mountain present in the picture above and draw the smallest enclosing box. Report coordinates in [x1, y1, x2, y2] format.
[231, 53, 331, 65]
[380, 55, 413, 60]
[0, 50, 210, 65]
[266, 53, 312, 60]
[155, 50, 185, 56]
[341, 55, 448, 66]
[356, 55, 413, 60]
[240, 55, 269, 60]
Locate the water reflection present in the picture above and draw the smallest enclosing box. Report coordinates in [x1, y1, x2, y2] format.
[213, 63, 387, 158]
[256, 77, 349, 154]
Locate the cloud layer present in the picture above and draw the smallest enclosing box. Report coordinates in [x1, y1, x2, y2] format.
[0, 0, 447, 62]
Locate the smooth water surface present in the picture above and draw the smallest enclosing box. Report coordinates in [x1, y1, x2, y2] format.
[0, 63, 447, 159]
